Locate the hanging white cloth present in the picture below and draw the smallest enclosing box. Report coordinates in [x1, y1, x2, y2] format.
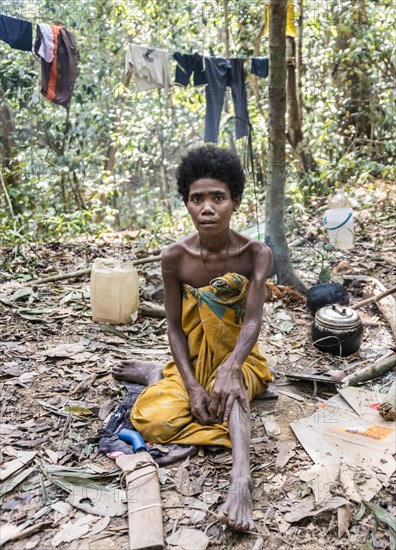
[125, 44, 171, 92]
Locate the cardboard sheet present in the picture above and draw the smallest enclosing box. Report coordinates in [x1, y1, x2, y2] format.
[291, 388, 395, 502]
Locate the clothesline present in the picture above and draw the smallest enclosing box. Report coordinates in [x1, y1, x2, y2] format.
[125, 44, 269, 143]
[0, 13, 78, 107]
[1, 11, 266, 233]
[1, 12, 269, 143]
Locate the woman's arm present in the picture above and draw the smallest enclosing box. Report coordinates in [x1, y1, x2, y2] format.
[162, 246, 213, 424]
[209, 242, 273, 423]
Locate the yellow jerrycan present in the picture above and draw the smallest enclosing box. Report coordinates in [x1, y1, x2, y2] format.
[90, 259, 139, 324]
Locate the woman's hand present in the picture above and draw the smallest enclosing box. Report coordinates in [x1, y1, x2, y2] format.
[209, 361, 248, 424]
[189, 384, 215, 425]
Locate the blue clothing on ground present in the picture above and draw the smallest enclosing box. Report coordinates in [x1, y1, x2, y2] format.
[0, 14, 32, 51]
[204, 57, 250, 143]
[251, 57, 269, 78]
[173, 52, 207, 87]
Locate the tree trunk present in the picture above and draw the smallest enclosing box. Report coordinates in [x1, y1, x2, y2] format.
[265, 0, 306, 294]
[286, 37, 317, 173]
[296, 0, 303, 113]
[0, 86, 21, 213]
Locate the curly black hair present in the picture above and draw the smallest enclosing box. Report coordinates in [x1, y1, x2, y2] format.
[176, 145, 245, 204]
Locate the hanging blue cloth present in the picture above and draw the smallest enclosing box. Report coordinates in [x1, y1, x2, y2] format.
[0, 14, 32, 51]
[204, 57, 250, 143]
[251, 57, 269, 79]
[173, 52, 207, 87]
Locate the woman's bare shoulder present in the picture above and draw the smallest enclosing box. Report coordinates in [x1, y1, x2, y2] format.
[161, 235, 199, 264]
[230, 231, 271, 257]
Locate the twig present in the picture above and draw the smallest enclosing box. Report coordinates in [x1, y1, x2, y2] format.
[345, 275, 396, 339]
[262, 505, 272, 535]
[7, 521, 52, 543]
[163, 505, 218, 519]
[28, 255, 161, 285]
[0, 168, 15, 218]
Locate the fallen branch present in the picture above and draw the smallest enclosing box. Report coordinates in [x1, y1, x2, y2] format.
[140, 301, 166, 319]
[345, 275, 396, 340]
[342, 354, 396, 387]
[29, 255, 161, 285]
[351, 285, 396, 311]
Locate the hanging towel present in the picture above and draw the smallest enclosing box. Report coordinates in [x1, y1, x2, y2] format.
[34, 25, 78, 108]
[0, 14, 32, 51]
[125, 44, 171, 92]
[173, 52, 207, 87]
[36, 23, 54, 62]
[251, 57, 269, 78]
[204, 57, 250, 143]
[264, 1, 297, 38]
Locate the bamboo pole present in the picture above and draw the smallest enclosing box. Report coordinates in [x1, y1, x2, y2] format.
[116, 453, 164, 550]
[342, 354, 396, 387]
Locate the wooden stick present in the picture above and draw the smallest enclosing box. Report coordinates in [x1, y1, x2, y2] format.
[140, 302, 166, 319]
[116, 453, 164, 550]
[29, 255, 161, 285]
[351, 285, 396, 310]
[342, 354, 396, 387]
[8, 521, 52, 543]
[345, 275, 396, 340]
[0, 169, 15, 218]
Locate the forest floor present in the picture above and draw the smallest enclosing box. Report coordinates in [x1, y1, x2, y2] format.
[1, 181, 395, 550]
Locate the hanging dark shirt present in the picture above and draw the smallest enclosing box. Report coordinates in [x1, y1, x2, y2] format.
[173, 52, 207, 87]
[0, 14, 32, 51]
[34, 25, 78, 108]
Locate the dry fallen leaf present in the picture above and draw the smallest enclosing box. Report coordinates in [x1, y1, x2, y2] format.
[337, 503, 352, 538]
[166, 527, 209, 550]
[71, 373, 97, 395]
[0, 451, 37, 481]
[275, 441, 296, 469]
[174, 461, 210, 497]
[82, 516, 111, 538]
[284, 497, 349, 523]
[51, 515, 96, 547]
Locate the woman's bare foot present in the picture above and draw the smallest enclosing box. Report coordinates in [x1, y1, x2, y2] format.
[217, 473, 255, 532]
[112, 360, 163, 385]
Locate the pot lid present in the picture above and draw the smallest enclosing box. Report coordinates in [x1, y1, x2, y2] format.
[315, 305, 361, 328]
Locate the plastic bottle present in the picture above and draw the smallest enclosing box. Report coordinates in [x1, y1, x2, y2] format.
[323, 188, 355, 249]
[90, 259, 139, 324]
[328, 189, 352, 209]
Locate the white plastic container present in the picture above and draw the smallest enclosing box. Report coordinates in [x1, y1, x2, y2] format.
[323, 207, 355, 249]
[90, 259, 139, 324]
[323, 189, 355, 249]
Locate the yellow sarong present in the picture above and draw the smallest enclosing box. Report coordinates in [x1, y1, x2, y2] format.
[131, 273, 273, 448]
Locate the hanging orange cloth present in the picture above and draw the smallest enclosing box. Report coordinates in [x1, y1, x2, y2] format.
[264, 1, 297, 38]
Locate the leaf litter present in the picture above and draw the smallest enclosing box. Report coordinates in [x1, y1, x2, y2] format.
[0, 189, 395, 549]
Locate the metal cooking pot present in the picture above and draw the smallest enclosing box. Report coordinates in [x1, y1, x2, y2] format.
[312, 304, 363, 357]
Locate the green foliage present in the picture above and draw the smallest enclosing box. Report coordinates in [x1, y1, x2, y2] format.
[299, 0, 395, 197]
[0, 0, 394, 245]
